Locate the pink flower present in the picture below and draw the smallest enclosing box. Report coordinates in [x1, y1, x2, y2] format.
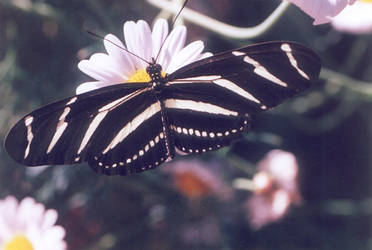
[245, 150, 301, 229]
[0, 196, 67, 250]
[287, 0, 356, 24]
[331, 0, 372, 34]
[163, 160, 231, 200]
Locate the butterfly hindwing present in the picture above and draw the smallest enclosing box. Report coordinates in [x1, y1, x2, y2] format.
[88, 100, 174, 176]
[161, 42, 320, 156]
[161, 82, 251, 155]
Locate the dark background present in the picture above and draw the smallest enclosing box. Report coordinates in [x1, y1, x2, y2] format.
[0, 0, 371, 249]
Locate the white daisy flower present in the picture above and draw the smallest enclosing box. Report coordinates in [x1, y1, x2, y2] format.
[331, 0, 372, 34]
[287, 0, 356, 25]
[77, 18, 212, 94]
[0, 196, 67, 250]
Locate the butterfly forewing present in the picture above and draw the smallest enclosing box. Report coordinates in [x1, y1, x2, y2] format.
[5, 83, 150, 166]
[167, 42, 320, 111]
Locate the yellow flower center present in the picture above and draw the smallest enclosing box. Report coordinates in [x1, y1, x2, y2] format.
[361, 0, 372, 3]
[4, 235, 34, 250]
[127, 69, 166, 83]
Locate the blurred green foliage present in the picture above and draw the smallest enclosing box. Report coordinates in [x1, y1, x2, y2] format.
[0, 0, 371, 249]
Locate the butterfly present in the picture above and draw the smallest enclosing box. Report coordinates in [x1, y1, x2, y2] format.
[5, 41, 321, 176]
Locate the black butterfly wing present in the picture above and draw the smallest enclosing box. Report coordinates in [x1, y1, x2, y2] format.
[5, 41, 321, 175]
[161, 83, 251, 155]
[5, 83, 171, 175]
[163, 41, 321, 155]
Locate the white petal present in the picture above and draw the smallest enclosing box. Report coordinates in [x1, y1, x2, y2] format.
[18, 198, 41, 228]
[166, 40, 205, 74]
[40, 209, 58, 230]
[200, 52, 213, 60]
[124, 20, 152, 69]
[78, 53, 124, 83]
[151, 19, 169, 59]
[157, 25, 186, 70]
[76, 81, 114, 94]
[38, 226, 66, 250]
[44, 226, 66, 242]
[104, 34, 135, 78]
[0, 196, 18, 222]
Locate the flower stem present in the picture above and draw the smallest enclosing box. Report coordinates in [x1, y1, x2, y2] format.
[147, 0, 290, 39]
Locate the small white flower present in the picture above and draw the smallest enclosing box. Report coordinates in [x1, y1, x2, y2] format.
[0, 196, 67, 250]
[77, 19, 212, 94]
[331, 0, 372, 34]
[287, 0, 356, 25]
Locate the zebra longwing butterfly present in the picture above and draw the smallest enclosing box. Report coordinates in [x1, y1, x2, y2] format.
[5, 41, 321, 176]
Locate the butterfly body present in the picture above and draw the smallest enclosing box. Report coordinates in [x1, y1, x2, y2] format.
[5, 41, 321, 176]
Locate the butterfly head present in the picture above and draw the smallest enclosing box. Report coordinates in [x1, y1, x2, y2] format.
[147, 58, 164, 90]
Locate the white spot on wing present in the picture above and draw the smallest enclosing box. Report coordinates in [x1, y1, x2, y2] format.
[244, 55, 288, 87]
[99, 95, 128, 112]
[175, 148, 188, 155]
[102, 102, 161, 154]
[98, 88, 148, 113]
[232, 51, 245, 56]
[213, 79, 263, 107]
[47, 107, 71, 154]
[25, 116, 34, 126]
[77, 111, 108, 154]
[47, 123, 68, 154]
[281, 43, 310, 80]
[60, 107, 71, 120]
[165, 99, 238, 116]
[168, 75, 221, 84]
[177, 127, 182, 133]
[66, 96, 78, 105]
[24, 116, 34, 159]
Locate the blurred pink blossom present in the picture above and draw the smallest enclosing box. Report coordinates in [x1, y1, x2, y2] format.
[331, 0, 372, 34]
[163, 160, 231, 200]
[287, 0, 356, 24]
[181, 216, 221, 246]
[245, 150, 302, 229]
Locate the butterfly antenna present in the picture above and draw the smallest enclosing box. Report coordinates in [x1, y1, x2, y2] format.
[86, 30, 151, 65]
[155, 0, 189, 62]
